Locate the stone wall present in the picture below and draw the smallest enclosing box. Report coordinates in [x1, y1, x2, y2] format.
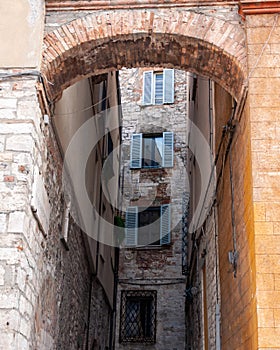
[115, 68, 188, 350]
[0, 75, 113, 349]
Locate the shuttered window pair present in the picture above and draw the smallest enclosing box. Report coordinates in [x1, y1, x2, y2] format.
[130, 132, 174, 169]
[142, 69, 174, 105]
[125, 204, 171, 247]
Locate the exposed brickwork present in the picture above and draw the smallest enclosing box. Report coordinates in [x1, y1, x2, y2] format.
[41, 8, 247, 103]
[115, 68, 188, 350]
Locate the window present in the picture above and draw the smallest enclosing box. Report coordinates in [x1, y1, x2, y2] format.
[107, 132, 113, 155]
[142, 134, 163, 168]
[120, 290, 157, 343]
[142, 69, 174, 105]
[125, 204, 171, 247]
[130, 132, 174, 169]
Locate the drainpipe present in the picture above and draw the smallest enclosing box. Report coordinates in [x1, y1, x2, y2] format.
[215, 303, 221, 350]
[109, 246, 120, 350]
[86, 274, 94, 350]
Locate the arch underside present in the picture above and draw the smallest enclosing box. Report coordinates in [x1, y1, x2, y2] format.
[41, 11, 247, 102]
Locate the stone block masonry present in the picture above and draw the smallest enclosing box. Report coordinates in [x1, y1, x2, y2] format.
[115, 68, 188, 350]
[0, 75, 112, 349]
[246, 12, 280, 349]
[0, 76, 46, 349]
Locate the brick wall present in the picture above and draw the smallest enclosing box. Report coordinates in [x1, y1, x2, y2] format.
[42, 7, 246, 103]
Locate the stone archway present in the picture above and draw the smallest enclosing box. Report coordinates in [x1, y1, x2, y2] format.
[41, 8, 258, 350]
[41, 9, 247, 102]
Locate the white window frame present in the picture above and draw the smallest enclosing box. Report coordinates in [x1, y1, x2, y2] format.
[142, 69, 174, 105]
[125, 204, 171, 247]
[130, 132, 174, 169]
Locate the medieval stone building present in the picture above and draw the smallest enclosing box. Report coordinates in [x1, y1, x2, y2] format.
[115, 68, 189, 349]
[1, 1, 280, 349]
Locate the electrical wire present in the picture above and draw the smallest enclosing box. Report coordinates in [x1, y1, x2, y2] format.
[53, 68, 139, 116]
[190, 105, 236, 235]
[213, 204, 219, 304]
[0, 70, 42, 79]
[229, 140, 238, 278]
[118, 278, 185, 286]
[247, 13, 279, 81]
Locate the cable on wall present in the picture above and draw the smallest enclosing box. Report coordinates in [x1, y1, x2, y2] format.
[0, 70, 42, 80]
[228, 140, 238, 278]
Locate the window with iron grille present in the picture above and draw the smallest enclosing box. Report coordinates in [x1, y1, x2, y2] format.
[119, 290, 157, 343]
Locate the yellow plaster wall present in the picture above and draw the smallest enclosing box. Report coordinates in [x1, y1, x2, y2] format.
[247, 13, 280, 349]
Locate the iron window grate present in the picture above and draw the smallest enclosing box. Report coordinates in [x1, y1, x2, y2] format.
[119, 290, 157, 343]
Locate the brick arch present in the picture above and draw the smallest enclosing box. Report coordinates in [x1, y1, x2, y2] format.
[41, 9, 247, 102]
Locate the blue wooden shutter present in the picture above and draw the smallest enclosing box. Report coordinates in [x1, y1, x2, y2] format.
[162, 132, 174, 168]
[143, 71, 153, 105]
[163, 69, 174, 104]
[130, 133, 142, 168]
[160, 204, 171, 245]
[125, 206, 138, 246]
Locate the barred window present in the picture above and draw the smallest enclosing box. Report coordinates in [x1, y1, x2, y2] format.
[120, 290, 157, 343]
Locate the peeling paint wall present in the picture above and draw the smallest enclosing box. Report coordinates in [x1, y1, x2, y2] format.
[0, 0, 44, 68]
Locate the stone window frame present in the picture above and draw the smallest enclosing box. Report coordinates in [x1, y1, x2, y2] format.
[119, 290, 157, 344]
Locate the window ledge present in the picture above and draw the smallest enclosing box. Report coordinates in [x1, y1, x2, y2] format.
[132, 244, 171, 251]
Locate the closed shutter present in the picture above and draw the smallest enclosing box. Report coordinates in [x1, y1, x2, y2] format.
[163, 69, 174, 104]
[142, 71, 153, 105]
[162, 132, 174, 168]
[130, 133, 143, 169]
[125, 206, 138, 246]
[160, 204, 171, 245]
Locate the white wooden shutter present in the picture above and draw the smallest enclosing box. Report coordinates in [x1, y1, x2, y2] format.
[130, 133, 143, 168]
[142, 71, 153, 105]
[160, 204, 171, 245]
[162, 132, 174, 168]
[163, 69, 174, 104]
[125, 206, 138, 246]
